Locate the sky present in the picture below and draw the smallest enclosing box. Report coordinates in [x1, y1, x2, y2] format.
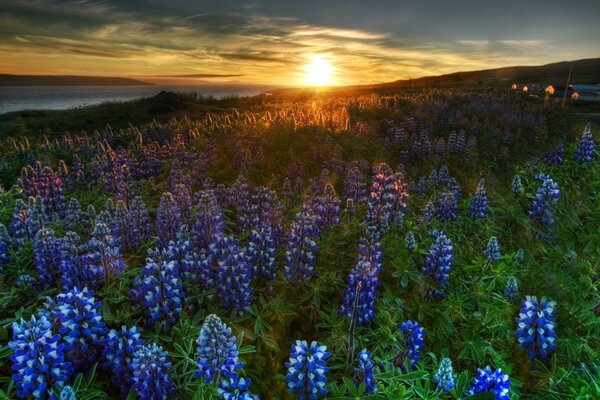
[1, 0, 599, 86]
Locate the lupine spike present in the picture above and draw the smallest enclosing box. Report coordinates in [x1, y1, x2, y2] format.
[355, 349, 377, 394]
[433, 357, 455, 393]
[131, 343, 174, 400]
[469, 366, 511, 400]
[9, 315, 73, 399]
[484, 236, 501, 262]
[286, 340, 330, 400]
[467, 179, 488, 220]
[196, 314, 243, 383]
[515, 295, 557, 362]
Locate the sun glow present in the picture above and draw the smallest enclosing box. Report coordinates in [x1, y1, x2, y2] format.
[302, 55, 336, 86]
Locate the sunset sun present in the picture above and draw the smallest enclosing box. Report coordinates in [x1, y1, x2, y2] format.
[303, 55, 336, 86]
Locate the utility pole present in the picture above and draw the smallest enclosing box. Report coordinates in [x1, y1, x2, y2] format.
[561, 63, 573, 108]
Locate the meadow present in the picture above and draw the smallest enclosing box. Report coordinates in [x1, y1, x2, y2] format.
[0, 89, 598, 400]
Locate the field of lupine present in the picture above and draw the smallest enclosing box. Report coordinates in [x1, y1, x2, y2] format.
[0, 90, 598, 400]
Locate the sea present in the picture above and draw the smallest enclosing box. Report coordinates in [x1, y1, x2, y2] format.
[0, 84, 275, 115]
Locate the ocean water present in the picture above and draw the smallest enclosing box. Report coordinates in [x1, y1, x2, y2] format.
[0, 84, 275, 115]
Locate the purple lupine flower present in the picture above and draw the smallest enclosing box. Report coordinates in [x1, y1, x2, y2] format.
[9, 315, 73, 399]
[311, 183, 341, 228]
[58, 232, 87, 291]
[394, 320, 425, 369]
[528, 175, 560, 229]
[0, 223, 10, 266]
[367, 163, 409, 233]
[515, 295, 557, 362]
[435, 191, 457, 222]
[469, 366, 510, 400]
[192, 190, 224, 250]
[156, 192, 184, 248]
[131, 344, 174, 400]
[19, 163, 66, 216]
[467, 179, 488, 220]
[54, 287, 107, 370]
[10, 198, 41, 244]
[284, 208, 319, 283]
[246, 226, 278, 282]
[205, 236, 254, 314]
[101, 326, 145, 396]
[172, 183, 193, 220]
[286, 340, 330, 400]
[131, 248, 185, 332]
[574, 123, 595, 163]
[340, 237, 383, 326]
[423, 231, 454, 289]
[82, 222, 127, 287]
[63, 198, 86, 231]
[544, 144, 564, 166]
[343, 162, 367, 204]
[33, 228, 62, 288]
[167, 159, 190, 191]
[196, 314, 243, 383]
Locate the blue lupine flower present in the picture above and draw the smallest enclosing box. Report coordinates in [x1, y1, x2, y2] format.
[101, 326, 145, 395]
[544, 144, 565, 166]
[58, 232, 87, 291]
[504, 276, 519, 301]
[15, 274, 36, 289]
[196, 314, 242, 383]
[343, 162, 367, 205]
[0, 223, 11, 266]
[83, 222, 127, 287]
[423, 231, 454, 288]
[467, 179, 488, 220]
[435, 191, 457, 222]
[64, 198, 86, 231]
[60, 386, 76, 400]
[284, 208, 319, 283]
[395, 320, 425, 369]
[9, 315, 73, 399]
[355, 349, 377, 394]
[218, 373, 256, 400]
[469, 366, 510, 400]
[10, 198, 41, 245]
[528, 175, 560, 229]
[131, 343, 174, 400]
[484, 236, 501, 262]
[33, 228, 62, 288]
[311, 183, 341, 228]
[405, 231, 416, 253]
[131, 248, 185, 332]
[422, 200, 435, 223]
[203, 236, 254, 314]
[246, 226, 278, 282]
[339, 237, 383, 326]
[286, 340, 330, 400]
[574, 123, 595, 163]
[54, 287, 107, 370]
[192, 190, 224, 250]
[512, 175, 523, 194]
[433, 357, 455, 393]
[156, 192, 184, 248]
[515, 295, 557, 362]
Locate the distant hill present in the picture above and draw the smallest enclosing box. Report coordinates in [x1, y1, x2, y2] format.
[361, 58, 600, 89]
[0, 74, 152, 86]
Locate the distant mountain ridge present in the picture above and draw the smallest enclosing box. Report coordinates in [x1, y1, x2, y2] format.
[0, 74, 152, 86]
[360, 58, 600, 89]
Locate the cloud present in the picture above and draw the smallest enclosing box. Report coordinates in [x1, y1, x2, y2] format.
[0, 1, 593, 84]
